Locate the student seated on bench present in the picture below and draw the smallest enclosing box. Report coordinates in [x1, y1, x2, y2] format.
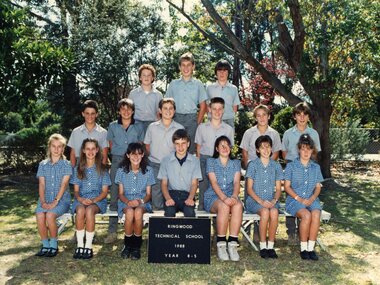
[204, 135, 243, 261]
[284, 134, 323, 261]
[158, 129, 202, 217]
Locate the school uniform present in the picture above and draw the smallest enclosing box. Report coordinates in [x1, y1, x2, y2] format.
[245, 158, 283, 213]
[206, 82, 240, 128]
[158, 152, 202, 217]
[203, 158, 241, 212]
[284, 158, 323, 216]
[35, 159, 72, 216]
[165, 77, 207, 153]
[115, 166, 155, 217]
[71, 166, 111, 214]
[195, 121, 234, 210]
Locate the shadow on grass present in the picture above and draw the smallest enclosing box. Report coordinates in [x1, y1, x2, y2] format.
[321, 175, 380, 245]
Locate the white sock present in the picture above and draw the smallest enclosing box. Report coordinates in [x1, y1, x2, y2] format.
[300, 241, 308, 252]
[308, 240, 316, 251]
[260, 242, 267, 250]
[267, 241, 274, 249]
[85, 231, 95, 249]
[76, 229, 85, 248]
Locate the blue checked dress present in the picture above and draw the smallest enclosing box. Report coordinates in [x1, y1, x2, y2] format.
[203, 158, 241, 212]
[245, 158, 284, 214]
[284, 158, 324, 216]
[35, 159, 72, 216]
[116, 166, 155, 217]
[70, 165, 111, 214]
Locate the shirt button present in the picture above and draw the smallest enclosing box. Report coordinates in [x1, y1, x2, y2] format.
[88, 182, 91, 185]
[223, 185, 226, 188]
[305, 169, 308, 172]
[304, 181, 308, 184]
[264, 180, 267, 183]
[134, 176, 136, 179]
[303, 192, 306, 195]
[52, 184, 54, 186]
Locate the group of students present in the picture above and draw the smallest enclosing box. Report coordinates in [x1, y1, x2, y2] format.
[35, 52, 324, 262]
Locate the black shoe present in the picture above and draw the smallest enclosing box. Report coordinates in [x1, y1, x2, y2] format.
[130, 248, 141, 260]
[35, 247, 49, 257]
[267, 249, 278, 259]
[308, 250, 319, 261]
[300, 250, 310, 260]
[82, 248, 93, 259]
[45, 247, 59, 257]
[259, 249, 268, 258]
[73, 247, 84, 259]
[120, 246, 131, 259]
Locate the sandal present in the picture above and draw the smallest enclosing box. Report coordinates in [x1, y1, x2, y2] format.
[45, 247, 59, 257]
[73, 247, 84, 259]
[35, 247, 50, 257]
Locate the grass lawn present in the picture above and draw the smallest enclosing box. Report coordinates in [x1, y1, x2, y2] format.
[0, 162, 379, 285]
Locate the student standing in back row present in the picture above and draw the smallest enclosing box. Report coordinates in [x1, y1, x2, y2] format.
[206, 60, 240, 129]
[128, 64, 162, 134]
[165, 52, 207, 153]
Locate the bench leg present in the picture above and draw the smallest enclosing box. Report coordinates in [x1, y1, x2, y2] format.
[240, 225, 259, 251]
[316, 238, 328, 252]
[57, 217, 71, 236]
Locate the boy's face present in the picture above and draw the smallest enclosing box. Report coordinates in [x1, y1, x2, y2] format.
[174, 138, 190, 157]
[299, 144, 312, 161]
[119, 105, 133, 120]
[295, 112, 309, 127]
[255, 109, 269, 127]
[209, 102, 224, 121]
[179, 60, 195, 78]
[82, 107, 98, 125]
[140, 69, 154, 87]
[83, 141, 99, 160]
[216, 68, 229, 82]
[257, 142, 272, 159]
[160, 102, 175, 120]
[50, 139, 64, 159]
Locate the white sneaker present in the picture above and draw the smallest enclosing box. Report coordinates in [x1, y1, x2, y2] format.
[228, 241, 240, 261]
[217, 241, 229, 261]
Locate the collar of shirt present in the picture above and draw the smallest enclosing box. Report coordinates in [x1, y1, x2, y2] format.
[117, 117, 135, 130]
[175, 152, 188, 166]
[216, 81, 233, 89]
[79, 123, 102, 133]
[180, 76, 194, 83]
[137, 86, 156, 94]
[291, 125, 311, 134]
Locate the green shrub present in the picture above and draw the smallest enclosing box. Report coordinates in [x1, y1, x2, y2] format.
[271, 106, 294, 137]
[0, 112, 25, 133]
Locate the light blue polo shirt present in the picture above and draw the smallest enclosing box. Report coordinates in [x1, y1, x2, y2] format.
[165, 77, 207, 114]
[129, 86, 162, 122]
[282, 125, 321, 161]
[158, 152, 202, 192]
[206, 82, 240, 120]
[107, 119, 145, 156]
[68, 123, 108, 157]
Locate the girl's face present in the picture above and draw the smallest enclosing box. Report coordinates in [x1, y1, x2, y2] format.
[127, 151, 144, 167]
[50, 139, 64, 159]
[299, 144, 313, 161]
[257, 142, 272, 159]
[83, 142, 99, 160]
[216, 140, 231, 157]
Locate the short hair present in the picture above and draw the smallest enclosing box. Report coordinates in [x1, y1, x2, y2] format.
[212, 135, 233, 159]
[172, 129, 190, 143]
[179, 52, 195, 66]
[214, 60, 231, 75]
[293, 102, 311, 117]
[138, 64, 156, 82]
[253, 104, 270, 117]
[209, 97, 225, 107]
[117, 98, 135, 112]
[46, 133, 67, 160]
[159, 98, 176, 110]
[255, 135, 273, 158]
[82, 100, 99, 113]
[297, 133, 318, 156]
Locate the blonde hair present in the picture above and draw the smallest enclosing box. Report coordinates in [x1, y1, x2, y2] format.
[46, 133, 67, 160]
[253, 104, 270, 117]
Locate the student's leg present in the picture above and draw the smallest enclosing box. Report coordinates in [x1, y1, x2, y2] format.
[228, 202, 243, 261]
[130, 206, 145, 260]
[198, 155, 210, 211]
[46, 212, 58, 238]
[82, 205, 99, 259]
[211, 200, 230, 261]
[150, 162, 164, 210]
[257, 208, 270, 243]
[124, 208, 135, 236]
[177, 191, 195, 217]
[307, 210, 321, 260]
[296, 209, 311, 259]
[268, 208, 279, 242]
[35, 213, 50, 256]
[75, 205, 86, 231]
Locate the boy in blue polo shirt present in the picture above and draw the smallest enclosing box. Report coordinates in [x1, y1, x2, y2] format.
[104, 98, 145, 244]
[165, 52, 207, 153]
[158, 129, 202, 217]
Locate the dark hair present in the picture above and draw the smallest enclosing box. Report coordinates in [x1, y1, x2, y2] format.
[82, 100, 99, 113]
[293, 102, 311, 117]
[117, 98, 135, 123]
[138, 64, 156, 82]
[255, 135, 273, 158]
[159, 98, 176, 110]
[179, 52, 195, 66]
[212, 135, 233, 159]
[214, 60, 231, 75]
[210, 97, 225, 107]
[172, 129, 190, 143]
[297, 134, 317, 156]
[119, 142, 148, 174]
[77, 138, 105, 179]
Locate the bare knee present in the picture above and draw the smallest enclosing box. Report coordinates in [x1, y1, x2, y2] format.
[46, 212, 57, 223]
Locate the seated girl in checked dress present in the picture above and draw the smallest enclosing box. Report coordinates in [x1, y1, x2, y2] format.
[35, 134, 72, 257]
[116, 142, 155, 260]
[71, 138, 111, 259]
[245, 135, 283, 259]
